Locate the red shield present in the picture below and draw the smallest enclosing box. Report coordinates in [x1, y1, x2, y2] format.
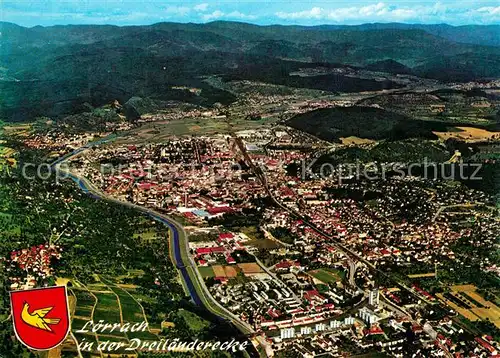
[10, 286, 70, 350]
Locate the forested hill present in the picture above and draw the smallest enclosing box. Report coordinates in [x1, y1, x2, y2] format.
[0, 21, 499, 121]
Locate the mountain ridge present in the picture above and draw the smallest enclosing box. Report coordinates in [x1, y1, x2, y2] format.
[2, 20, 498, 46]
[0, 20, 498, 122]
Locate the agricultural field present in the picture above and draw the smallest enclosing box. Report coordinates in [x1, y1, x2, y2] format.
[114, 269, 145, 283]
[407, 272, 436, 278]
[1, 123, 32, 136]
[0, 146, 17, 172]
[433, 126, 500, 142]
[116, 116, 275, 144]
[340, 136, 376, 145]
[437, 285, 500, 328]
[69, 287, 101, 355]
[177, 309, 210, 334]
[72, 288, 96, 320]
[100, 269, 164, 335]
[132, 231, 158, 242]
[51, 293, 83, 356]
[72, 334, 99, 358]
[68, 275, 161, 357]
[100, 277, 158, 340]
[92, 290, 123, 325]
[198, 266, 215, 278]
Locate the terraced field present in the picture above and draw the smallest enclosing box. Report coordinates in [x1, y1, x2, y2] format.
[69, 286, 101, 357]
[100, 277, 158, 341]
[92, 290, 124, 325]
[69, 275, 160, 357]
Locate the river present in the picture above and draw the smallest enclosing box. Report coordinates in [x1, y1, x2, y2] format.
[59, 168, 205, 307]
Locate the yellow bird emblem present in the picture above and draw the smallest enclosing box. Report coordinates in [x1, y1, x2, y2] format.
[21, 302, 61, 332]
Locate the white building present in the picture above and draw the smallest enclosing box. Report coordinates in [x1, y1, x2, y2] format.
[369, 289, 380, 306]
[330, 320, 341, 329]
[315, 323, 326, 332]
[300, 326, 312, 335]
[280, 327, 296, 340]
[358, 307, 379, 324]
[344, 317, 355, 325]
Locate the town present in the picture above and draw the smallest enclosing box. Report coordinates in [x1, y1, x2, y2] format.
[50, 122, 499, 357]
[1, 17, 499, 357]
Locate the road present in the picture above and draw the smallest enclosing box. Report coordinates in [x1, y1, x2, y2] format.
[380, 295, 453, 358]
[62, 169, 256, 336]
[232, 134, 457, 356]
[231, 134, 438, 305]
[51, 146, 258, 341]
[431, 202, 488, 222]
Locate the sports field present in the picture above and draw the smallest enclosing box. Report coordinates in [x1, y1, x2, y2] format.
[238, 262, 263, 275]
[308, 268, 345, 284]
[212, 265, 239, 278]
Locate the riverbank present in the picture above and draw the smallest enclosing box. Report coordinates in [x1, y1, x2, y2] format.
[55, 163, 255, 337]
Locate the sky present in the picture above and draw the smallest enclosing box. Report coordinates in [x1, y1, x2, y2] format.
[1, 0, 499, 27]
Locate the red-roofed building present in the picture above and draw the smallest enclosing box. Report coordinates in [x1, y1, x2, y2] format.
[137, 182, 156, 190]
[380, 248, 391, 256]
[211, 247, 226, 254]
[196, 248, 212, 256]
[475, 337, 498, 355]
[267, 308, 281, 319]
[325, 246, 336, 253]
[303, 290, 327, 305]
[207, 206, 233, 215]
[219, 233, 234, 240]
[412, 324, 423, 333]
[183, 212, 196, 219]
[364, 325, 384, 336]
[275, 261, 291, 271]
[412, 284, 436, 301]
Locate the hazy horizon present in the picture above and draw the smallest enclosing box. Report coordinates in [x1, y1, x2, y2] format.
[1, 1, 499, 27]
[2, 19, 500, 29]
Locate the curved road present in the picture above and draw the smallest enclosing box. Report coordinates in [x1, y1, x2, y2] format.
[51, 148, 256, 338]
[233, 134, 438, 304]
